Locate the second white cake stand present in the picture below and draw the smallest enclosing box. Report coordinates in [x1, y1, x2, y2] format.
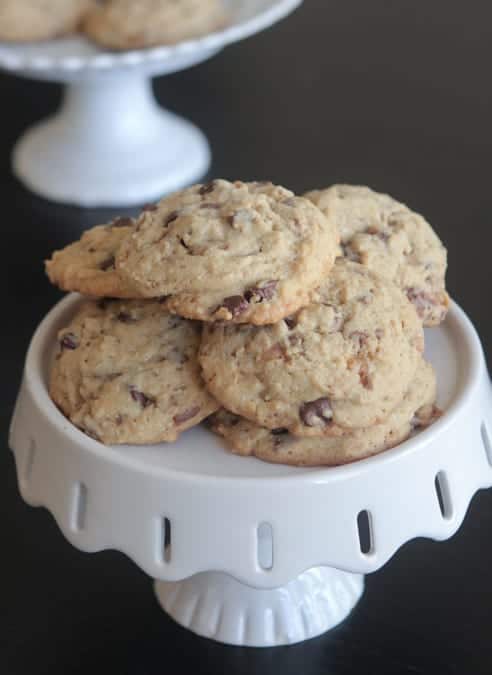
[9, 296, 492, 646]
[0, 0, 302, 207]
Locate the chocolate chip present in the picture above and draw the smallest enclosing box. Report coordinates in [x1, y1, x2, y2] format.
[375, 328, 384, 339]
[117, 312, 136, 323]
[244, 280, 278, 303]
[271, 428, 289, 435]
[158, 295, 170, 304]
[284, 316, 297, 329]
[111, 216, 133, 228]
[217, 295, 249, 317]
[142, 203, 158, 212]
[199, 181, 215, 195]
[179, 237, 191, 251]
[100, 255, 115, 271]
[165, 210, 180, 226]
[299, 398, 333, 427]
[173, 406, 201, 425]
[359, 363, 372, 389]
[129, 386, 154, 408]
[60, 333, 78, 350]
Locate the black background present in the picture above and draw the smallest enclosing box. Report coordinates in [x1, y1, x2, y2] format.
[2, 1, 492, 673]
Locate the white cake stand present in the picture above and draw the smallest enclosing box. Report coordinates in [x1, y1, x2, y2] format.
[9, 295, 492, 647]
[0, 0, 302, 207]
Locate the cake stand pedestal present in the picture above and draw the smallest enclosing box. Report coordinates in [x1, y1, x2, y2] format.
[0, 0, 302, 207]
[12, 74, 212, 207]
[9, 296, 492, 646]
[155, 567, 364, 645]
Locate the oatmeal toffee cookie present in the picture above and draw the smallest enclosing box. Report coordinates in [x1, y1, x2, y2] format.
[199, 260, 424, 437]
[209, 359, 439, 466]
[50, 299, 219, 445]
[84, 0, 227, 50]
[0, 0, 94, 42]
[116, 180, 339, 324]
[304, 185, 449, 326]
[45, 218, 139, 298]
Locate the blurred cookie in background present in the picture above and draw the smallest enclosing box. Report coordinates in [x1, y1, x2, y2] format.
[84, 0, 228, 50]
[0, 0, 94, 42]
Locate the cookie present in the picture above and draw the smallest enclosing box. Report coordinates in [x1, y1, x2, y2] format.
[116, 180, 339, 325]
[84, 0, 227, 51]
[49, 298, 219, 444]
[45, 217, 139, 299]
[209, 359, 440, 466]
[199, 259, 424, 436]
[0, 0, 93, 42]
[304, 185, 449, 326]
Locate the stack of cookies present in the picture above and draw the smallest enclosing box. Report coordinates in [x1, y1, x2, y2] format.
[0, 0, 227, 48]
[46, 179, 447, 466]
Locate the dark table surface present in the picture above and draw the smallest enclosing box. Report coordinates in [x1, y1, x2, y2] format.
[2, 1, 492, 673]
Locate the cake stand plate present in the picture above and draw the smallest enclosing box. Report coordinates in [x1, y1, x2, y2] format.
[9, 297, 492, 646]
[0, 0, 302, 207]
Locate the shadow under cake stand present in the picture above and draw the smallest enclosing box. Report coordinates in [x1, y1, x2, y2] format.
[0, 0, 302, 207]
[9, 295, 492, 647]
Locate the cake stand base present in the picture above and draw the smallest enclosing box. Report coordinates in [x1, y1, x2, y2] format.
[12, 74, 210, 207]
[155, 567, 364, 647]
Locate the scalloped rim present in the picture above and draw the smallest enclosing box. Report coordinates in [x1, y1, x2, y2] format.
[0, 0, 302, 72]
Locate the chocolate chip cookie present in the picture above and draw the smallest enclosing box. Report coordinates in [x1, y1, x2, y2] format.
[84, 0, 227, 50]
[304, 185, 449, 326]
[45, 218, 139, 298]
[0, 0, 93, 42]
[209, 359, 439, 466]
[50, 298, 219, 444]
[199, 259, 424, 436]
[116, 180, 340, 325]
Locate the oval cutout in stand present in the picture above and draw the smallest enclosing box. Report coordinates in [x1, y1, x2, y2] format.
[72, 482, 88, 532]
[435, 472, 453, 520]
[481, 423, 492, 466]
[257, 523, 274, 571]
[357, 510, 373, 555]
[161, 517, 172, 564]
